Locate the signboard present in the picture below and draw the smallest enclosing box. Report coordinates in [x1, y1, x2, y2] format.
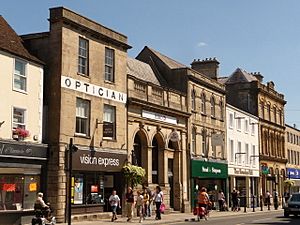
[261, 163, 269, 175]
[191, 160, 228, 179]
[61, 76, 127, 103]
[287, 168, 300, 179]
[211, 133, 224, 147]
[29, 183, 37, 192]
[0, 141, 47, 159]
[103, 122, 114, 138]
[73, 176, 83, 204]
[169, 131, 180, 142]
[142, 110, 177, 125]
[72, 149, 127, 172]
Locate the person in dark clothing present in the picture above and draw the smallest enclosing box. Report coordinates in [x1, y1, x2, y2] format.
[231, 189, 238, 212]
[125, 187, 134, 222]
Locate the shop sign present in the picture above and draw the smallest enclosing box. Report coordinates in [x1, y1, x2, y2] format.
[142, 110, 177, 125]
[191, 160, 228, 179]
[103, 122, 114, 138]
[261, 163, 269, 175]
[72, 149, 127, 172]
[287, 168, 300, 179]
[0, 142, 47, 159]
[61, 76, 127, 104]
[169, 131, 180, 142]
[234, 168, 253, 175]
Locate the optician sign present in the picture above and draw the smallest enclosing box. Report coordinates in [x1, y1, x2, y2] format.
[287, 168, 300, 179]
[61, 76, 127, 103]
[142, 110, 177, 125]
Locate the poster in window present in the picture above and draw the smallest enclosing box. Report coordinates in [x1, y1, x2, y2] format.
[74, 177, 83, 204]
[103, 122, 114, 138]
[29, 182, 37, 192]
[3, 183, 16, 192]
[91, 185, 98, 193]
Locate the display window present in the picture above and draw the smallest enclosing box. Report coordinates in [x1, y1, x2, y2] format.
[0, 174, 40, 211]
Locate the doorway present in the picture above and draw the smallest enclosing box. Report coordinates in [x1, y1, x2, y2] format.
[168, 158, 174, 209]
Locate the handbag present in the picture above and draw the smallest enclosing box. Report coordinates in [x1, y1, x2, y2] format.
[193, 206, 198, 215]
[160, 203, 165, 213]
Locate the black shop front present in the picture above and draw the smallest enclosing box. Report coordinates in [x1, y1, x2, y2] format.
[71, 149, 127, 214]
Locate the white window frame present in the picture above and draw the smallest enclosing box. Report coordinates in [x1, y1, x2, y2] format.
[245, 143, 249, 166]
[251, 123, 255, 136]
[229, 139, 234, 163]
[78, 37, 88, 75]
[105, 47, 115, 82]
[237, 118, 242, 131]
[252, 145, 256, 167]
[75, 98, 90, 136]
[103, 104, 116, 140]
[237, 141, 242, 164]
[13, 59, 27, 92]
[12, 107, 26, 129]
[245, 119, 249, 133]
[229, 113, 234, 129]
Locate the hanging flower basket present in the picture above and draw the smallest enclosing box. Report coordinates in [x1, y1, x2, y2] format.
[122, 163, 146, 188]
[284, 179, 295, 187]
[12, 128, 30, 140]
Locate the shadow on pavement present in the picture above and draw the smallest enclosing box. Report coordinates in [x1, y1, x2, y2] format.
[251, 216, 300, 224]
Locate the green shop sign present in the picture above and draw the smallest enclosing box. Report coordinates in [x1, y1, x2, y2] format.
[191, 160, 228, 179]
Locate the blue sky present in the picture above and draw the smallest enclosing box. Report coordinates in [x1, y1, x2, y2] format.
[1, 0, 300, 126]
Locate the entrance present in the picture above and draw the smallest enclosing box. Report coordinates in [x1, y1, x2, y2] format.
[168, 159, 174, 209]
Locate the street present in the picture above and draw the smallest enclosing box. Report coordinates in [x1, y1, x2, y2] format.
[169, 211, 300, 225]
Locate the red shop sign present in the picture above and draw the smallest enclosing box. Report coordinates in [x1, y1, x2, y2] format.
[3, 183, 16, 192]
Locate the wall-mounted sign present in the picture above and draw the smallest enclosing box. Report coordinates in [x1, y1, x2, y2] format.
[61, 76, 127, 103]
[287, 168, 300, 179]
[103, 122, 114, 138]
[72, 149, 127, 172]
[169, 131, 180, 142]
[191, 160, 228, 179]
[261, 163, 269, 175]
[142, 110, 177, 125]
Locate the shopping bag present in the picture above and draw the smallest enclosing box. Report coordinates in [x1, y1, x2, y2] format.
[160, 203, 165, 213]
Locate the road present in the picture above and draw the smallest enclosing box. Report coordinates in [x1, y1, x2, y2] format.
[169, 211, 300, 225]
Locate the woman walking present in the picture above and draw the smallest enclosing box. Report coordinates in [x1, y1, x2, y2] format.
[125, 187, 134, 222]
[154, 186, 163, 220]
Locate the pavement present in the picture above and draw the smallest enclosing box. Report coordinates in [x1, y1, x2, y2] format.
[59, 207, 285, 225]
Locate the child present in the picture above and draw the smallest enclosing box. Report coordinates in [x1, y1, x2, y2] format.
[136, 190, 144, 223]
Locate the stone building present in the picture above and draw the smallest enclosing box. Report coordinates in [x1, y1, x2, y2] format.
[136, 48, 227, 210]
[127, 57, 190, 212]
[285, 124, 300, 193]
[0, 16, 47, 225]
[223, 68, 286, 199]
[22, 7, 131, 222]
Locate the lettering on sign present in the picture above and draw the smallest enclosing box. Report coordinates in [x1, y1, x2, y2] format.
[79, 154, 120, 167]
[0, 142, 47, 159]
[61, 76, 127, 103]
[142, 110, 177, 125]
[201, 166, 221, 174]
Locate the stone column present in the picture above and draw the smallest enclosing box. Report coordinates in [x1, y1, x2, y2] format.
[173, 147, 182, 211]
[147, 146, 153, 184]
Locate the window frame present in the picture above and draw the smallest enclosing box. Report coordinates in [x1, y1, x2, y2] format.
[103, 104, 116, 140]
[13, 59, 27, 92]
[191, 90, 196, 111]
[12, 107, 26, 129]
[104, 47, 115, 82]
[75, 98, 90, 136]
[237, 118, 242, 131]
[191, 128, 196, 155]
[210, 96, 216, 118]
[78, 37, 89, 76]
[200, 93, 206, 114]
[245, 119, 249, 133]
[229, 113, 234, 129]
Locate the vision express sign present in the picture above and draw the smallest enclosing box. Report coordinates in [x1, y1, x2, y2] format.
[72, 150, 127, 172]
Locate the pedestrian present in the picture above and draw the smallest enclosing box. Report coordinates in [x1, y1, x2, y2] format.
[154, 186, 163, 220]
[231, 188, 238, 212]
[146, 187, 153, 217]
[125, 187, 134, 222]
[136, 190, 144, 223]
[218, 190, 225, 211]
[197, 187, 209, 220]
[109, 190, 120, 222]
[143, 188, 150, 218]
[273, 189, 278, 210]
[265, 190, 271, 209]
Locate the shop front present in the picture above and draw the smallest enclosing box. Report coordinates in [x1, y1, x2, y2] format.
[191, 160, 228, 210]
[71, 149, 127, 214]
[287, 168, 300, 193]
[0, 140, 48, 225]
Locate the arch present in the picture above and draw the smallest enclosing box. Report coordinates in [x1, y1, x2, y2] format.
[210, 96, 216, 117]
[151, 132, 165, 184]
[133, 129, 148, 167]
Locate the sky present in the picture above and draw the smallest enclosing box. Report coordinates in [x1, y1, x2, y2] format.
[1, 0, 300, 126]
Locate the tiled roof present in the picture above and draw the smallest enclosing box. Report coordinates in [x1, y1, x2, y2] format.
[226, 68, 257, 84]
[0, 16, 43, 64]
[147, 47, 186, 69]
[127, 57, 163, 86]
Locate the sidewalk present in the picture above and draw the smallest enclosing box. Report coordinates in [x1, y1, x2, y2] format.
[61, 207, 283, 225]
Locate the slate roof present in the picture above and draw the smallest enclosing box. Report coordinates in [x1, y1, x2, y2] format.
[226, 68, 257, 84]
[147, 47, 186, 69]
[0, 16, 43, 65]
[127, 57, 163, 86]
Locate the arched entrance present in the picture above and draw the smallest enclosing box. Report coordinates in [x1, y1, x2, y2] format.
[133, 131, 148, 168]
[152, 134, 164, 184]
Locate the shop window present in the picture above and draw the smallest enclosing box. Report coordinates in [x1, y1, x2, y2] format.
[103, 105, 116, 139]
[76, 98, 90, 136]
[13, 107, 26, 129]
[13, 59, 27, 92]
[105, 48, 115, 82]
[0, 174, 40, 210]
[78, 37, 89, 75]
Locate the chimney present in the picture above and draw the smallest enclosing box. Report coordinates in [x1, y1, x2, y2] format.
[191, 57, 220, 79]
[294, 124, 297, 129]
[250, 72, 264, 83]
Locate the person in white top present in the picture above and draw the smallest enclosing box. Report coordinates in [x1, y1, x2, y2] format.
[218, 190, 225, 211]
[136, 190, 144, 223]
[109, 190, 120, 222]
[154, 186, 163, 220]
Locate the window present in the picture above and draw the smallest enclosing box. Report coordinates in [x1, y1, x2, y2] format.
[78, 37, 88, 75]
[229, 113, 234, 129]
[76, 98, 90, 136]
[237, 118, 242, 131]
[230, 139, 234, 162]
[287, 132, 290, 143]
[105, 48, 115, 82]
[245, 143, 249, 165]
[13, 108, 26, 129]
[245, 119, 249, 133]
[202, 129, 207, 156]
[14, 59, 27, 91]
[273, 107, 277, 123]
[103, 105, 116, 139]
[210, 96, 215, 117]
[191, 90, 196, 111]
[200, 93, 206, 114]
[252, 145, 256, 167]
[260, 102, 264, 119]
[191, 128, 196, 155]
[251, 123, 255, 135]
[279, 110, 283, 125]
[220, 101, 224, 120]
[237, 141, 242, 164]
[287, 149, 290, 163]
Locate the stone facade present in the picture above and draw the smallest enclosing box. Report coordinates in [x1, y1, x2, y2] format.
[22, 7, 131, 222]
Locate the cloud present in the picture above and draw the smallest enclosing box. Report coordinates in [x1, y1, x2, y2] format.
[197, 42, 207, 47]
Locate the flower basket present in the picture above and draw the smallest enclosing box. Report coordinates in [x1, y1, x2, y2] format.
[122, 163, 146, 188]
[12, 128, 29, 140]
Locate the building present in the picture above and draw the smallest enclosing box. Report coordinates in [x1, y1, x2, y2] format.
[22, 7, 131, 222]
[127, 57, 189, 212]
[226, 104, 259, 207]
[285, 124, 300, 193]
[0, 16, 47, 224]
[223, 69, 286, 199]
[136, 48, 227, 210]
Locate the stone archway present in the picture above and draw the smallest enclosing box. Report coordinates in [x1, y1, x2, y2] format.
[133, 130, 148, 168]
[151, 133, 165, 185]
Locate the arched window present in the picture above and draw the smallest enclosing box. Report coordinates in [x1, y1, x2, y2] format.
[273, 106, 277, 123]
[191, 128, 196, 154]
[191, 90, 196, 111]
[267, 104, 271, 121]
[261, 102, 265, 119]
[200, 93, 206, 114]
[210, 96, 216, 117]
[220, 100, 224, 120]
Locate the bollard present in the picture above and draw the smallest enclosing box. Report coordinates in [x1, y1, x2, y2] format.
[260, 195, 263, 211]
[252, 195, 255, 212]
[244, 196, 247, 213]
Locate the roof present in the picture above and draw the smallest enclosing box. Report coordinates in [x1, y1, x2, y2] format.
[147, 47, 186, 69]
[217, 77, 229, 84]
[127, 57, 163, 86]
[225, 68, 257, 84]
[0, 16, 43, 65]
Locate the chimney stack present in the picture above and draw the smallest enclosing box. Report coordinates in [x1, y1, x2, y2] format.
[191, 57, 219, 79]
[250, 72, 264, 83]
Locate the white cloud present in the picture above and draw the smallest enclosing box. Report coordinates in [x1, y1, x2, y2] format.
[197, 42, 207, 47]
